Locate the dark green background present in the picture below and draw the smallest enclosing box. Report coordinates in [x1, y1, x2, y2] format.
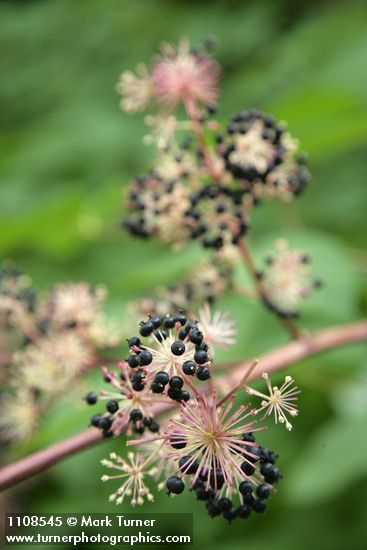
[1, 1, 366, 549]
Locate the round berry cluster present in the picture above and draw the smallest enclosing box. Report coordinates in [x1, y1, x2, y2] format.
[218, 109, 303, 177]
[123, 172, 190, 245]
[185, 183, 249, 249]
[128, 312, 212, 399]
[123, 172, 168, 238]
[166, 432, 281, 523]
[84, 313, 213, 436]
[216, 109, 310, 201]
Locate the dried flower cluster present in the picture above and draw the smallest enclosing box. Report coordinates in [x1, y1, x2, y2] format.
[259, 240, 321, 318]
[0, 263, 122, 441]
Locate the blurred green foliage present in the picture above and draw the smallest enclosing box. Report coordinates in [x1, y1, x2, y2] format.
[0, 1, 366, 549]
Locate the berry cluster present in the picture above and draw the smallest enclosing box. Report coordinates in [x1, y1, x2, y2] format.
[128, 312, 212, 393]
[85, 312, 213, 437]
[123, 172, 190, 247]
[165, 430, 282, 523]
[217, 109, 310, 202]
[119, 40, 310, 253]
[185, 183, 249, 249]
[84, 367, 160, 439]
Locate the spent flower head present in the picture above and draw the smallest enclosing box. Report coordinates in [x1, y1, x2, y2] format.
[101, 450, 159, 506]
[44, 282, 106, 328]
[14, 331, 93, 393]
[152, 39, 220, 109]
[197, 303, 237, 351]
[260, 239, 321, 317]
[246, 372, 300, 431]
[0, 389, 41, 442]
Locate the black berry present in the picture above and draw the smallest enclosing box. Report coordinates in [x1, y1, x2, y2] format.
[196, 487, 211, 501]
[174, 313, 187, 326]
[150, 316, 161, 329]
[170, 435, 186, 449]
[106, 400, 119, 414]
[217, 497, 232, 512]
[138, 350, 153, 366]
[196, 366, 211, 380]
[90, 414, 102, 427]
[166, 476, 185, 494]
[85, 391, 98, 405]
[206, 500, 221, 517]
[222, 508, 238, 522]
[154, 371, 169, 385]
[239, 480, 254, 495]
[127, 355, 139, 369]
[139, 320, 154, 336]
[241, 461, 256, 476]
[178, 327, 188, 340]
[149, 421, 160, 433]
[98, 416, 112, 431]
[169, 376, 184, 389]
[194, 350, 208, 364]
[237, 504, 251, 519]
[189, 329, 203, 345]
[182, 360, 196, 375]
[167, 387, 183, 401]
[181, 390, 190, 402]
[150, 381, 165, 394]
[179, 456, 198, 474]
[127, 336, 141, 348]
[129, 409, 143, 422]
[260, 448, 277, 464]
[261, 463, 281, 483]
[163, 316, 175, 329]
[256, 484, 271, 499]
[171, 341, 186, 356]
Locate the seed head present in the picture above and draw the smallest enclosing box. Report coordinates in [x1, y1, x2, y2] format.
[197, 303, 237, 351]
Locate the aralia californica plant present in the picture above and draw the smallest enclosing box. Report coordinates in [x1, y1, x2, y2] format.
[2, 36, 365, 525]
